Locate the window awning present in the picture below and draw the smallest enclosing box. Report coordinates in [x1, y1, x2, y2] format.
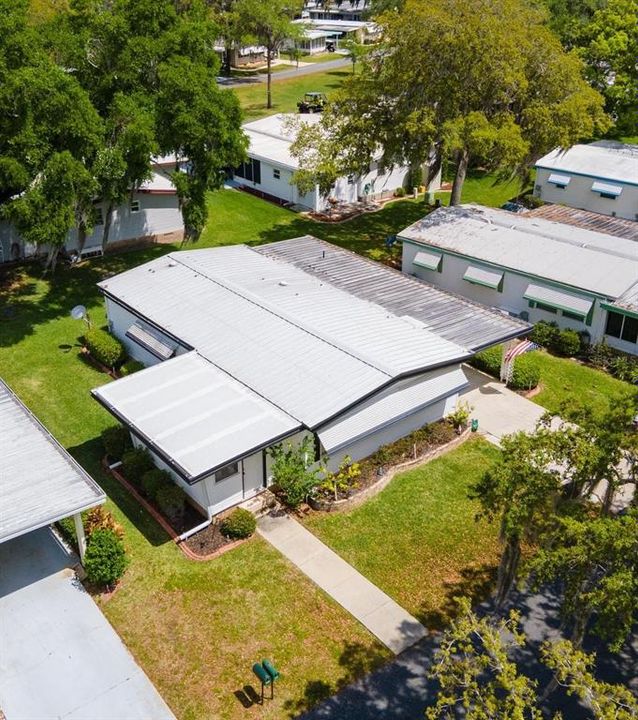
[413, 250, 442, 271]
[463, 265, 503, 289]
[126, 323, 176, 361]
[316, 366, 469, 456]
[591, 181, 623, 196]
[523, 283, 593, 317]
[547, 173, 571, 186]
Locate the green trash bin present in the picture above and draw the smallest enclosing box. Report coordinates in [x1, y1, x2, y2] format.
[471, 418, 479, 432]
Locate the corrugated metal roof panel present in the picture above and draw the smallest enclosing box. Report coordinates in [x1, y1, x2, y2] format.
[317, 366, 469, 454]
[92, 353, 301, 481]
[525, 205, 638, 241]
[523, 283, 593, 316]
[255, 236, 529, 351]
[400, 205, 638, 299]
[126, 323, 175, 360]
[0, 380, 105, 543]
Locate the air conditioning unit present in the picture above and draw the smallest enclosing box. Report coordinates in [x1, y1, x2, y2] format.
[519, 310, 530, 321]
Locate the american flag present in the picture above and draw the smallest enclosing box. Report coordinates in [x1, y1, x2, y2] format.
[504, 340, 539, 362]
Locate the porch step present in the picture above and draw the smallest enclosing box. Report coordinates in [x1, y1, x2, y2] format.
[239, 490, 280, 519]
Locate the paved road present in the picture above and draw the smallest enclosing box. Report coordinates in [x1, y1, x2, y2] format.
[218, 56, 351, 87]
[258, 511, 426, 654]
[299, 587, 638, 720]
[0, 528, 175, 720]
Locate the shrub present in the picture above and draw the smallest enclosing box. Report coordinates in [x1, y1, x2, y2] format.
[101, 425, 131, 460]
[608, 356, 638, 384]
[529, 320, 559, 348]
[83, 528, 128, 588]
[552, 328, 581, 357]
[587, 341, 617, 370]
[85, 506, 124, 539]
[394, 186, 406, 197]
[220, 508, 256, 539]
[121, 448, 155, 485]
[156, 484, 187, 524]
[269, 437, 320, 509]
[84, 327, 124, 368]
[509, 355, 541, 390]
[318, 455, 361, 501]
[446, 400, 473, 432]
[470, 345, 501, 377]
[119, 359, 145, 376]
[521, 193, 544, 209]
[142, 468, 171, 501]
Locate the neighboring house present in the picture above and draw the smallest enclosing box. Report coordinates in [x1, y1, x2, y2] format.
[0, 157, 184, 264]
[234, 113, 441, 212]
[302, 0, 371, 22]
[0, 379, 105, 561]
[214, 42, 268, 68]
[290, 18, 379, 53]
[92, 236, 527, 519]
[401, 205, 638, 355]
[534, 141, 638, 221]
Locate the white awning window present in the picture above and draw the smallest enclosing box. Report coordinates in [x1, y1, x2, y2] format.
[126, 323, 176, 361]
[317, 367, 469, 455]
[547, 173, 571, 187]
[591, 181, 623, 197]
[523, 283, 593, 317]
[413, 250, 442, 271]
[463, 265, 503, 290]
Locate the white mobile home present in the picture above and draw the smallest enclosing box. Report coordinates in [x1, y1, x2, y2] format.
[92, 236, 527, 519]
[0, 158, 183, 264]
[401, 205, 638, 355]
[234, 114, 440, 213]
[534, 141, 638, 221]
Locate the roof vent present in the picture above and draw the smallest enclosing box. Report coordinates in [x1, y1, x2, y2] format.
[167, 260, 177, 267]
[278, 280, 289, 287]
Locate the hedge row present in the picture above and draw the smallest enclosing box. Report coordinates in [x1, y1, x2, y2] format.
[529, 321, 584, 357]
[84, 327, 125, 368]
[470, 345, 540, 391]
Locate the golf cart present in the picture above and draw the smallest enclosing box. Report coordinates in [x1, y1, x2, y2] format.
[297, 92, 328, 113]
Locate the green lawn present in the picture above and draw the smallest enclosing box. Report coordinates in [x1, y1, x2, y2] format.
[301, 52, 350, 64]
[229, 68, 351, 121]
[527, 351, 636, 419]
[436, 168, 527, 208]
[305, 439, 502, 628]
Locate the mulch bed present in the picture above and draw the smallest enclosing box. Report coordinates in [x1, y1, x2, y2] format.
[182, 519, 236, 555]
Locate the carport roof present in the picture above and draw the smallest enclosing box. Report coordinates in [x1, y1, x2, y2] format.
[0, 380, 105, 543]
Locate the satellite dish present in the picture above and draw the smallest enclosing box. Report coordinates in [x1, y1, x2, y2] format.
[71, 305, 87, 320]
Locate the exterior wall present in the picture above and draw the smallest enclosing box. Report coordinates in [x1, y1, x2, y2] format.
[534, 167, 638, 221]
[105, 297, 190, 366]
[402, 239, 611, 344]
[324, 394, 458, 471]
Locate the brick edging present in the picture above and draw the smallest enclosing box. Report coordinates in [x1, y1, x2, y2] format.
[102, 458, 245, 561]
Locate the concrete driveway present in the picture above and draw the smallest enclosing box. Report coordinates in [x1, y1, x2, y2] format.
[0, 527, 175, 720]
[461, 365, 555, 444]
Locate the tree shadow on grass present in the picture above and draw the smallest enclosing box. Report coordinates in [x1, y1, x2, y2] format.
[68, 437, 172, 548]
[417, 562, 499, 631]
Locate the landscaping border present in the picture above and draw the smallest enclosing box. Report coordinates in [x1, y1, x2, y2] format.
[102, 458, 245, 562]
[309, 427, 471, 513]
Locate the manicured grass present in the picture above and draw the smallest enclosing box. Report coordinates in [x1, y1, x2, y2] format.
[526, 350, 636, 419]
[301, 52, 349, 64]
[229, 68, 351, 120]
[305, 439, 502, 628]
[436, 169, 526, 208]
[0, 260, 389, 719]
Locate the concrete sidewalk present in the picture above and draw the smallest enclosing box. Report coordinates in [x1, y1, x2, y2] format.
[258, 513, 426, 654]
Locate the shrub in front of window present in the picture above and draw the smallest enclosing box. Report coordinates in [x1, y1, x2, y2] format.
[83, 528, 128, 588]
[608, 355, 638, 384]
[156, 484, 187, 524]
[142, 468, 171, 501]
[122, 447, 155, 485]
[84, 327, 125, 368]
[101, 425, 131, 461]
[220, 508, 256, 539]
[469, 345, 501, 377]
[269, 436, 321, 509]
[119, 359, 145, 376]
[552, 328, 581, 357]
[529, 320, 559, 349]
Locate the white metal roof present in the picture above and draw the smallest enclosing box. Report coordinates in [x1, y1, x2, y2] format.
[93, 353, 300, 482]
[98, 244, 469, 428]
[400, 205, 638, 300]
[0, 380, 105, 543]
[535, 141, 638, 186]
[138, 171, 176, 194]
[243, 114, 323, 169]
[317, 366, 469, 454]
